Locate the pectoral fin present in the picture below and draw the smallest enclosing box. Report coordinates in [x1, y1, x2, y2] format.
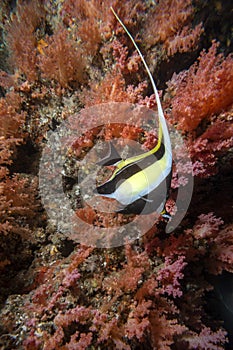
[97, 142, 122, 166]
[141, 196, 153, 203]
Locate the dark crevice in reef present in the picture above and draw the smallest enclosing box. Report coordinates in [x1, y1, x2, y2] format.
[0, 235, 34, 305]
[206, 272, 233, 350]
[9, 139, 41, 176]
[190, 159, 233, 224]
[195, 0, 233, 55]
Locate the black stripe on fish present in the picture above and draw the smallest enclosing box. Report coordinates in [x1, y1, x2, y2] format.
[96, 142, 165, 195]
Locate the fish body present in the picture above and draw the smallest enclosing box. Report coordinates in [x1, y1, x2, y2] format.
[95, 8, 172, 215]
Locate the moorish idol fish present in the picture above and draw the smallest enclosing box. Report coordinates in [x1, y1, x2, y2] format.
[95, 7, 172, 216]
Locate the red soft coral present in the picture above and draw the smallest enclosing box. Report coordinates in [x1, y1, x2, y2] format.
[170, 41, 233, 132]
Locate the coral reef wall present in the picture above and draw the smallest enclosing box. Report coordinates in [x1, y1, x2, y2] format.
[0, 0, 232, 349]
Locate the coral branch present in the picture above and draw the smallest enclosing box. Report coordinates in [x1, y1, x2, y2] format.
[170, 41, 233, 132]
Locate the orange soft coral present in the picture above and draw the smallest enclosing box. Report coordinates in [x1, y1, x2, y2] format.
[80, 68, 147, 106]
[6, 0, 45, 81]
[143, 0, 203, 56]
[170, 41, 233, 132]
[38, 27, 87, 88]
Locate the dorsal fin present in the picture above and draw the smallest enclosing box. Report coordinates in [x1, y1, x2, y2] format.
[110, 7, 172, 156]
[97, 142, 122, 166]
